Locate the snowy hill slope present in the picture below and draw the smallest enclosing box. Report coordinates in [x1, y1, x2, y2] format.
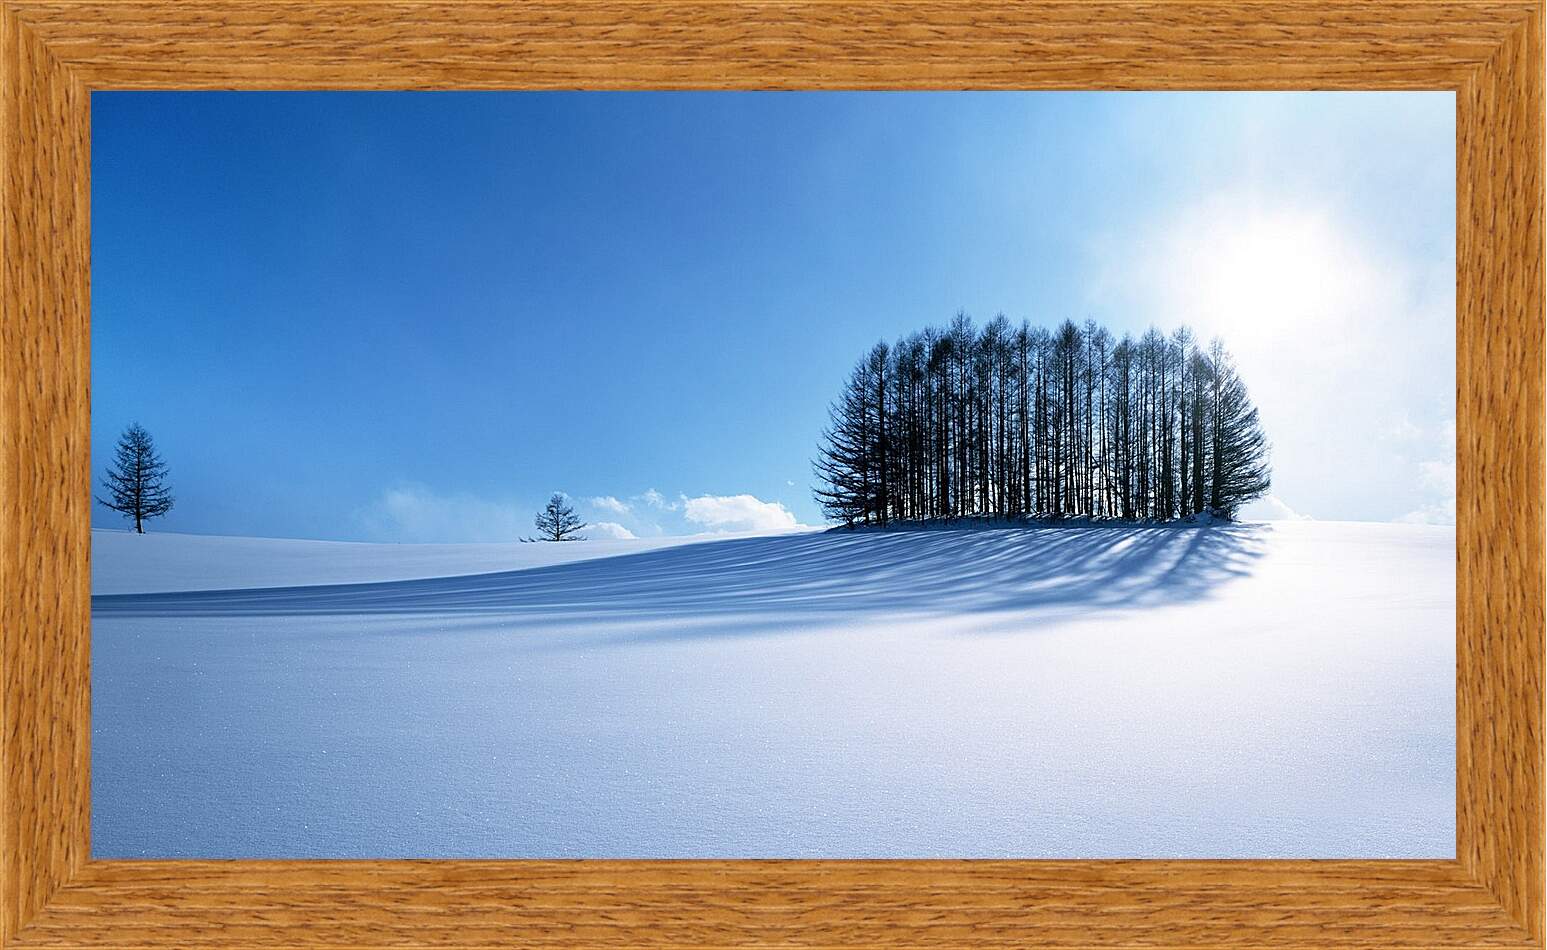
[92, 528, 776, 595]
[91, 520, 1454, 859]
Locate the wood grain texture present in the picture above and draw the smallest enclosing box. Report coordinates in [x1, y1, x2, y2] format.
[8, 860, 1541, 948]
[0, 1, 1541, 948]
[0, 0, 1533, 89]
[1455, 1, 1545, 940]
[0, 4, 91, 945]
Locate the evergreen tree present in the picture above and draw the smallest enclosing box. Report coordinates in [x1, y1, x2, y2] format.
[534, 492, 587, 541]
[1205, 340, 1273, 517]
[813, 353, 881, 526]
[97, 423, 174, 533]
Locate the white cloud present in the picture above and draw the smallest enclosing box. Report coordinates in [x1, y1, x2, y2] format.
[1384, 415, 1424, 443]
[358, 484, 529, 543]
[568, 488, 807, 538]
[1418, 459, 1455, 493]
[681, 494, 800, 533]
[1397, 497, 1456, 525]
[1243, 494, 1310, 522]
[590, 495, 631, 515]
[1401, 418, 1456, 525]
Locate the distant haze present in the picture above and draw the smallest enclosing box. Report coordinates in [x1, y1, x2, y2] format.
[92, 92, 1454, 542]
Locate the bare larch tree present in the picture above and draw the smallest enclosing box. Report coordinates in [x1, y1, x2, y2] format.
[534, 493, 587, 541]
[98, 422, 174, 533]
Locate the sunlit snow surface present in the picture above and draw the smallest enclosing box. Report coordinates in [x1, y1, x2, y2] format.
[91, 521, 1454, 858]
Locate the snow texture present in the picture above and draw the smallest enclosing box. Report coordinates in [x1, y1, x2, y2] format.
[91, 520, 1454, 858]
[91, 528, 752, 594]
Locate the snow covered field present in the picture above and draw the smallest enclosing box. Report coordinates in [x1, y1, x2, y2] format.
[91, 520, 1454, 858]
[90, 529, 734, 595]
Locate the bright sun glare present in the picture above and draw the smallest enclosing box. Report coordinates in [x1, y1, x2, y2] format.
[1179, 208, 1358, 350]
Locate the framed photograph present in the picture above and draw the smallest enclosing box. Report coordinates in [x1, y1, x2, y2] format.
[2, 2, 1542, 948]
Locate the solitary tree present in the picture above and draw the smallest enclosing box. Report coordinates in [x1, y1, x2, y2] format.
[534, 493, 587, 541]
[97, 422, 174, 533]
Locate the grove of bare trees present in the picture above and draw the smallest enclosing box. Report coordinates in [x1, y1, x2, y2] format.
[813, 314, 1270, 527]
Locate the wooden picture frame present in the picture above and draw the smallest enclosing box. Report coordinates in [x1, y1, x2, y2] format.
[2, 2, 1541, 947]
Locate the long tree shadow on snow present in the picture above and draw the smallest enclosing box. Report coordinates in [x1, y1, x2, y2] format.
[92, 524, 1270, 638]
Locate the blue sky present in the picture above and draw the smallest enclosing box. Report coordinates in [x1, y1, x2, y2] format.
[92, 92, 1454, 541]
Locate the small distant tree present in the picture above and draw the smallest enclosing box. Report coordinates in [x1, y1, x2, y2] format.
[97, 422, 174, 533]
[534, 492, 586, 541]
